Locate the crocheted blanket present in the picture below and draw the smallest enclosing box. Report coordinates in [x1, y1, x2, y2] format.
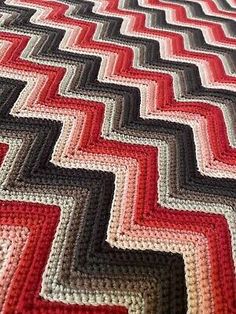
[0, 0, 235, 313]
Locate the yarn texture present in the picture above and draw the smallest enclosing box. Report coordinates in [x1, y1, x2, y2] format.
[0, 0, 235, 313]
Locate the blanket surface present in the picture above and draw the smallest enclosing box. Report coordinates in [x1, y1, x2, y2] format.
[0, 0, 235, 313]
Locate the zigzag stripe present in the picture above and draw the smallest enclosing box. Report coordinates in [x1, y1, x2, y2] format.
[87, 2, 234, 82]
[159, 0, 235, 30]
[0, 83, 134, 313]
[185, 0, 236, 19]
[0, 75, 234, 312]
[210, 0, 236, 11]
[225, 0, 236, 9]
[3, 0, 236, 177]
[11, 0, 236, 179]
[1, 3, 236, 213]
[0, 6, 236, 201]
[86, 1, 236, 164]
[93, 0, 236, 90]
[0, 100, 188, 312]
[6, 0, 236, 87]
[62, 0, 236, 151]
[0, 9, 234, 202]
[137, 0, 236, 49]
[0, 0, 235, 313]
[0, 9, 235, 312]
[0, 4, 235, 210]
[1, 1, 236, 216]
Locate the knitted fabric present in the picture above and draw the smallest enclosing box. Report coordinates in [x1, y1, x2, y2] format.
[0, 0, 235, 313]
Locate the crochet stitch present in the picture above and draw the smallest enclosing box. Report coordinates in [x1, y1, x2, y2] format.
[0, 0, 235, 313]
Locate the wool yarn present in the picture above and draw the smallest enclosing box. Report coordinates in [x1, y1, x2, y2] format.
[0, 0, 235, 313]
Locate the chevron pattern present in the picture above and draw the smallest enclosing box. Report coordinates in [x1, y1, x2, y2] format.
[0, 0, 235, 313]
